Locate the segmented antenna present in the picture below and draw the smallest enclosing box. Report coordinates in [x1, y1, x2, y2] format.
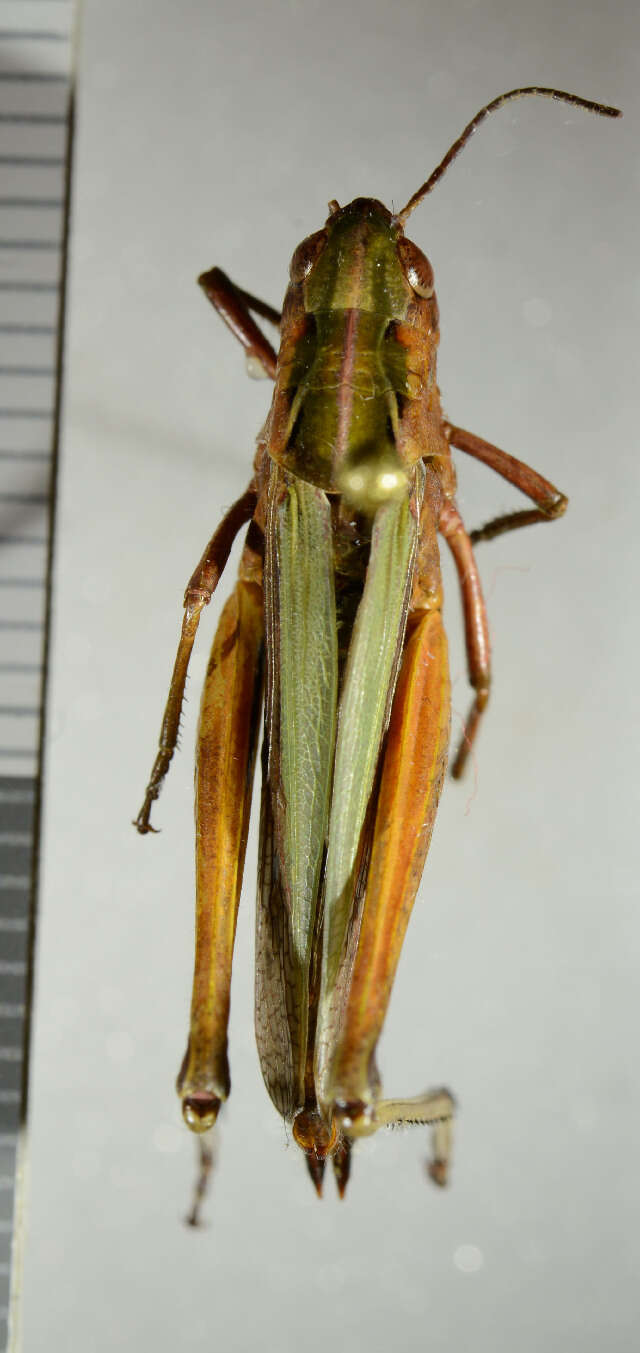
[397, 86, 621, 224]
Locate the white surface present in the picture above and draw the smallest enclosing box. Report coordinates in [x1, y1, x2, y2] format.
[22, 1, 638, 1349]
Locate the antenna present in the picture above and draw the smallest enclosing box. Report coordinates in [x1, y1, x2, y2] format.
[397, 86, 621, 224]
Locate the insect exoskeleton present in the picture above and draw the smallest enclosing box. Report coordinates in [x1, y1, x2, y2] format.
[136, 87, 620, 1214]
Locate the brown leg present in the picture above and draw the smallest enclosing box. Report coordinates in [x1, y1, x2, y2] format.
[185, 1132, 215, 1228]
[177, 572, 264, 1130]
[439, 500, 491, 778]
[445, 422, 568, 543]
[134, 486, 257, 833]
[198, 267, 280, 379]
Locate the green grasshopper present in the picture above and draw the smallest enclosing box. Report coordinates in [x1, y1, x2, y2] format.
[136, 87, 620, 1207]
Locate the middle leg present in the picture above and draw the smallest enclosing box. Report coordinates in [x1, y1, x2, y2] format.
[445, 422, 567, 544]
[439, 499, 491, 779]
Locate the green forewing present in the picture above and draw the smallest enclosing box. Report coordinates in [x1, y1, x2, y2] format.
[316, 476, 421, 1094]
[275, 473, 338, 965]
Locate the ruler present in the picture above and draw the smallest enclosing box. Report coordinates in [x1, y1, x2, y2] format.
[0, 3, 75, 1348]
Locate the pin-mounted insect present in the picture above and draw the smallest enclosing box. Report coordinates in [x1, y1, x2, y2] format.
[136, 86, 620, 1217]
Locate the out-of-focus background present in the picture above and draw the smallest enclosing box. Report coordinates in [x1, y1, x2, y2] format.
[7, 0, 638, 1348]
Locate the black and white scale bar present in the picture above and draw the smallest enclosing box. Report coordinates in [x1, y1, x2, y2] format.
[0, 5, 75, 1349]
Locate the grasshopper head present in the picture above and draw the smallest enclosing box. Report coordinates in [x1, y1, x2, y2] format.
[291, 196, 435, 315]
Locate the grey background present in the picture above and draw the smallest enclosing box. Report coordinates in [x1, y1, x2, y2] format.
[21, 0, 638, 1349]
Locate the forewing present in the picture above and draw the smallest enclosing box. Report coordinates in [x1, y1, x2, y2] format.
[257, 465, 338, 1118]
[316, 467, 424, 1101]
[265, 466, 338, 966]
[254, 762, 306, 1118]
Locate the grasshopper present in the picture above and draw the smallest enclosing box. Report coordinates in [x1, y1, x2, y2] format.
[136, 87, 620, 1207]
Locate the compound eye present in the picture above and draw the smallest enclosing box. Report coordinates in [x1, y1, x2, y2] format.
[289, 229, 327, 284]
[397, 236, 435, 299]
